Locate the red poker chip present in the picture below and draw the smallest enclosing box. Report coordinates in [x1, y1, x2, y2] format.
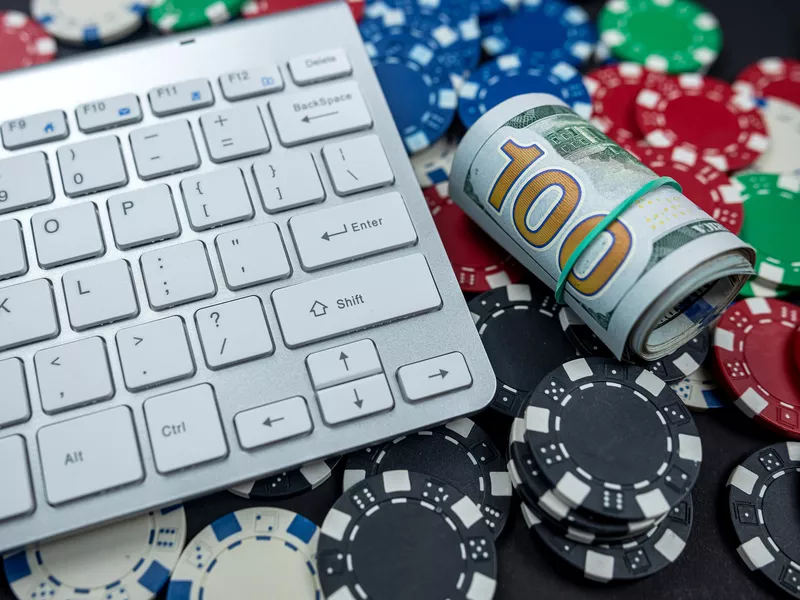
[0, 10, 56, 74]
[635, 74, 769, 172]
[734, 57, 800, 107]
[424, 183, 525, 293]
[241, 0, 364, 21]
[713, 298, 800, 439]
[794, 325, 800, 373]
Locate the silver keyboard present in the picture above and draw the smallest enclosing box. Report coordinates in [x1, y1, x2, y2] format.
[0, 0, 494, 552]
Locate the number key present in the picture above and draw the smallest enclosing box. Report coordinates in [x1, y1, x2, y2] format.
[57, 136, 129, 198]
[0, 152, 54, 215]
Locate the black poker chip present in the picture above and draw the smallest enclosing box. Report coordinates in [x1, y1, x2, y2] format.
[524, 358, 703, 522]
[318, 470, 498, 600]
[727, 442, 800, 599]
[343, 417, 513, 538]
[638, 328, 711, 383]
[559, 306, 615, 358]
[468, 283, 578, 417]
[228, 457, 341, 499]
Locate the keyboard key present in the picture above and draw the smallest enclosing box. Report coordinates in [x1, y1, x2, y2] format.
[271, 253, 441, 348]
[306, 339, 382, 390]
[35, 337, 115, 414]
[322, 134, 394, 195]
[144, 384, 228, 474]
[196, 296, 275, 369]
[316, 374, 394, 425]
[289, 48, 352, 85]
[0, 152, 55, 215]
[252, 152, 325, 213]
[0, 279, 59, 352]
[269, 80, 372, 147]
[396, 352, 473, 402]
[199, 106, 271, 163]
[219, 65, 284, 101]
[56, 136, 129, 198]
[62, 259, 139, 330]
[108, 184, 181, 249]
[148, 78, 214, 116]
[180, 167, 254, 231]
[0, 436, 34, 520]
[31, 202, 105, 269]
[37, 406, 144, 505]
[234, 396, 312, 451]
[216, 223, 291, 290]
[0, 220, 28, 281]
[76, 94, 143, 133]
[117, 316, 196, 392]
[141, 240, 217, 310]
[1, 110, 69, 150]
[130, 120, 201, 180]
[0, 359, 30, 427]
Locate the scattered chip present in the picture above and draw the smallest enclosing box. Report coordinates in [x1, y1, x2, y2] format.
[32, 0, 148, 46]
[669, 363, 724, 411]
[739, 275, 793, 299]
[476, 0, 519, 18]
[228, 456, 340, 499]
[411, 136, 457, 187]
[794, 326, 800, 373]
[0, 10, 57, 73]
[748, 97, 800, 177]
[149, 0, 244, 33]
[4, 506, 186, 600]
[638, 328, 710, 383]
[559, 306, 615, 358]
[242, 0, 361, 19]
[734, 57, 800, 107]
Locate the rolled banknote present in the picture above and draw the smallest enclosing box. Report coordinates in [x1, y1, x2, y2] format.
[449, 94, 755, 361]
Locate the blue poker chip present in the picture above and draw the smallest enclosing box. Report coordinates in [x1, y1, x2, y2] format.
[477, 0, 520, 18]
[368, 0, 479, 24]
[481, 0, 596, 66]
[458, 54, 592, 128]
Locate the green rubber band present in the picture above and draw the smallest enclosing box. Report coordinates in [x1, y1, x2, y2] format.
[555, 176, 682, 303]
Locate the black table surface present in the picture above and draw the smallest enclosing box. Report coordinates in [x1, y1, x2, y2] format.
[0, 1, 798, 599]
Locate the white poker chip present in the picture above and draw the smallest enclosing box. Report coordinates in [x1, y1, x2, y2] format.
[669, 363, 724, 411]
[3, 506, 186, 600]
[167, 507, 321, 599]
[749, 97, 800, 176]
[410, 137, 457, 189]
[32, 0, 150, 46]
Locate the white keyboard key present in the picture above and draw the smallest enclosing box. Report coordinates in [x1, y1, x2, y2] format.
[0, 279, 59, 352]
[130, 120, 201, 180]
[56, 136, 129, 197]
[37, 406, 144, 505]
[117, 316, 196, 392]
[199, 106, 271, 163]
[144, 384, 228, 474]
[289, 192, 417, 271]
[397, 352, 473, 402]
[180, 167, 254, 231]
[141, 240, 217, 310]
[31, 202, 105, 269]
[76, 94, 143, 133]
[0, 436, 34, 520]
[0, 220, 28, 281]
[62, 259, 139, 330]
[35, 337, 115, 414]
[322, 135, 394, 195]
[289, 48, 352, 85]
[316, 374, 394, 425]
[234, 396, 312, 451]
[252, 152, 325, 213]
[216, 223, 291, 290]
[0, 152, 54, 215]
[1, 110, 69, 150]
[0, 359, 30, 427]
[108, 184, 181, 249]
[269, 81, 372, 147]
[196, 296, 275, 370]
[219, 65, 284, 101]
[272, 253, 441, 348]
[306, 339, 382, 390]
[148, 78, 214, 116]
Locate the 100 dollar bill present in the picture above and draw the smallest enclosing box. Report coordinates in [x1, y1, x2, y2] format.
[449, 94, 755, 360]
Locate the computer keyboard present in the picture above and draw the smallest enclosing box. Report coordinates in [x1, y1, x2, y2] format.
[0, 0, 494, 552]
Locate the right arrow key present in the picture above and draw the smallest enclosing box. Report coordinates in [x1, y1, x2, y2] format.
[396, 352, 473, 403]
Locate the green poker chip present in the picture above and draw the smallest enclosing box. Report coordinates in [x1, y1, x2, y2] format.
[736, 173, 800, 287]
[598, 0, 722, 74]
[738, 276, 793, 299]
[148, 0, 245, 32]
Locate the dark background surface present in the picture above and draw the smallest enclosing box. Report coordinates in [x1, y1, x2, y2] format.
[0, 0, 798, 598]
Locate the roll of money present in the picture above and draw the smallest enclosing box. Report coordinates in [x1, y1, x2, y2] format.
[449, 94, 755, 361]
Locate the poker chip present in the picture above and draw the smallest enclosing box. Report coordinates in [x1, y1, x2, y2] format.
[318, 470, 498, 600]
[638, 328, 710, 383]
[598, 0, 722, 74]
[748, 98, 800, 177]
[4, 506, 186, 600]
[149, 0, 244, 32]
[524, 357, 703, 521]
[167, 507, 320, 599]
[736, 173, 800, 287]
[739, 277, 793, 299]
[342, 417, 513, 537]
[727, 442, 800, 598]
[713, 298, 800, 439]
[468, 283, 578, 416]
[794, 326, 800, 372]
[228, 456, 340, 499]
[410, 136, 456, 187]
[242, 0, 362, 19]
[635, 74, 769, 172]
[458, 54, 591, 129]
[32, 0, 149, 46]
[733, 57, 800, 107]
[476, 0, 519, 19]
[669, 363, 724, 411]
[481, 0, 596, 67]
[559, 306, 614, 358]
[0, 10, 57, 72]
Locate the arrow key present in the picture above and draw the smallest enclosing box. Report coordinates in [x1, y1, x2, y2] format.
[306, 339, 382, 390]
[316, 373, 393, 426]
[396, 352, 472, 403]
[233, 396, 312, 451]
